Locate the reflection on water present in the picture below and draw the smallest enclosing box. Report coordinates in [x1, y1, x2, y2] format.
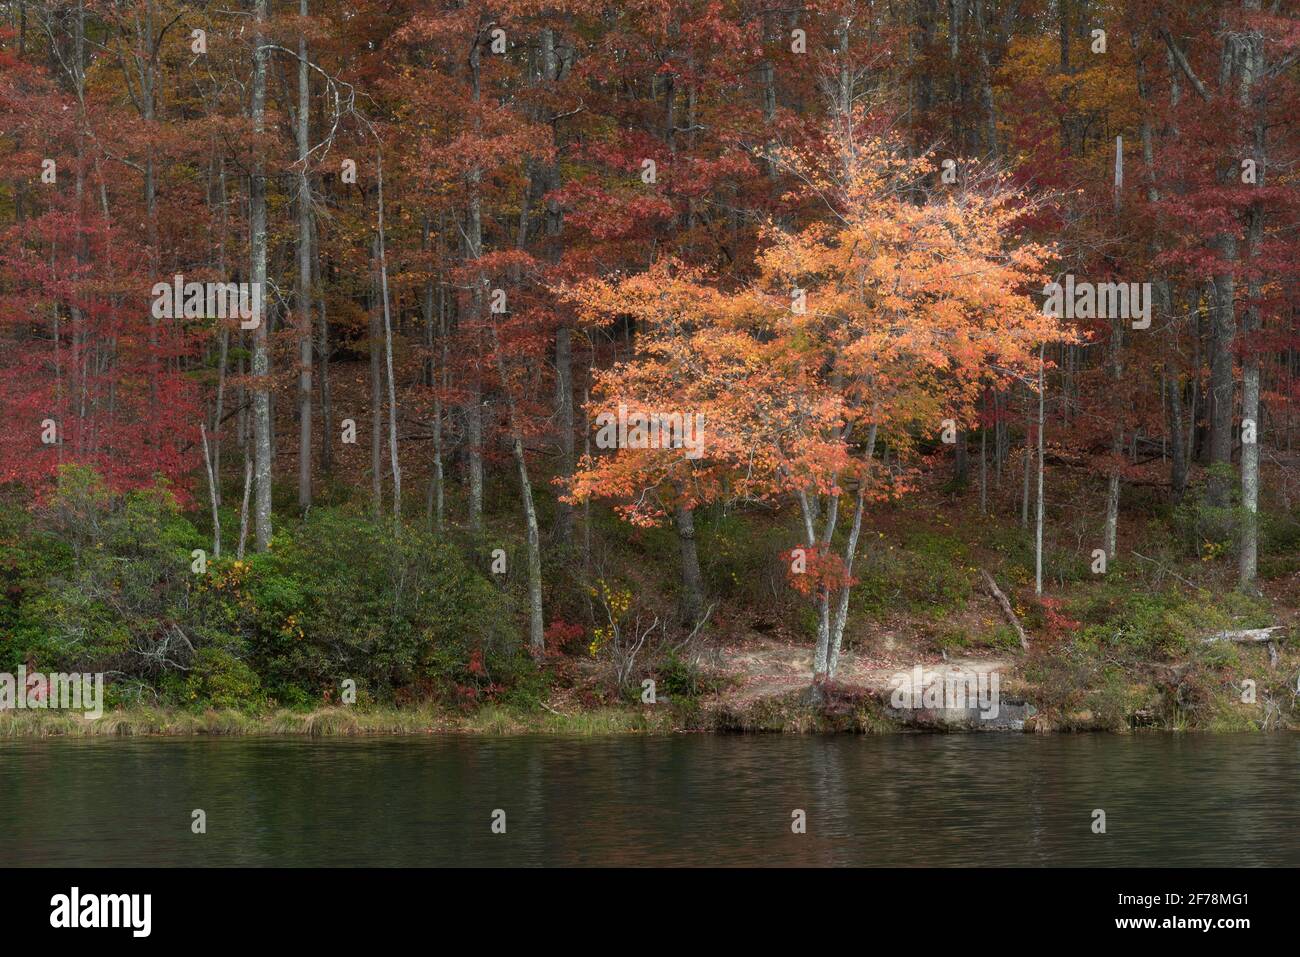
[2, 734, 1296, 866]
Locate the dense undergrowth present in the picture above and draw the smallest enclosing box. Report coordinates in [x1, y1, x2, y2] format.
[1, 463, 1296, 734]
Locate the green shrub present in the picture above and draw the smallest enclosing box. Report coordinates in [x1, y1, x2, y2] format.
[656, 651, 706, 699]
[0, 507, 71, 672]
[195, 507, 516, 701]
[183, 647, 264, 709]
[19, 466, 203, 677]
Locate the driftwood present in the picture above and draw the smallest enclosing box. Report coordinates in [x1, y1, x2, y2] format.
[980, 569, 1030, 651]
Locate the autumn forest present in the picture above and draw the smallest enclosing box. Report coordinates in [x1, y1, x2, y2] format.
[1, 0, 1298, 733]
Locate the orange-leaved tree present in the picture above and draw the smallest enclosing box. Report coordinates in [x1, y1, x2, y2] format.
[566, 107, 1060, 684]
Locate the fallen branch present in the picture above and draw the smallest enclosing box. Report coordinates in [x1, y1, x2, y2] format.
[980, 569, 1030, 651]
[1132, 551, 1199, 590]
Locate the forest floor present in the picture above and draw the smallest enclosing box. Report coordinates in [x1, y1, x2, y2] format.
[704, 633, 1010, 710]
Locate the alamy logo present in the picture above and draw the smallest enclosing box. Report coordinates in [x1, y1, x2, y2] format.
[151, 274, 262, 328]
[594, 403, 705, 460]
[50, 887, 151, 937]
[0, 667, 103, 719]
[888, 666, 1000, 720]
[1042, 274, 1151, 329]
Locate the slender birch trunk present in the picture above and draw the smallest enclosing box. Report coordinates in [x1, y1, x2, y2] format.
[250, 0, 273, 551]
[295, 0, 313, 513]
[376, 150, 401, 532]
[1035, 345, 1046, 596]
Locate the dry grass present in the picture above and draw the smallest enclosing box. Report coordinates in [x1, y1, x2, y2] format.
[0, 704, 678, 737]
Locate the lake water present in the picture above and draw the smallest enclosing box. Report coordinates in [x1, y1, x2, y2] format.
[2, 734, 1296, 866]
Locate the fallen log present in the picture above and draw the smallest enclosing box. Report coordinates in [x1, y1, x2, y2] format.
[1202, 626, 1286, 669]
[1200, 626, 1285, 643]
[980, 569, 1030, 651]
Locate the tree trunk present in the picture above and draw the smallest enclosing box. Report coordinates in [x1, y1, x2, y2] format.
[1208, 241, 1237, 507]
[492, 330, 546, 655]
[1021, 391, 1031, 528]
[140, 0, 160, 447]
[1035, 345, 1045, 595]
[201, 424, 221, 558]
[1134, 40, 1184, 504]
[316, 227, 333, 474]
[979, 418, 987, 513]
[973, 0, 998, 155]
[546, 37, 574, 542]
[376, 150, 401, 532]
[237, 450, 253, 560]
[1239, 5, 1264, 589]
[555, 324, 575, 544]
[1058, 0, 1070, 73]
[370, 235, 383, 518]
[466, 388, 484, 533]
[1104, 317, 1123, 560]
[250, 0, 273, 552]
[465, 37, 486, 535]
[514, 429, 546, 654]
[433, 274, 448, 532]
[422, 215, 445, 533]
[296, 0, 313, 513]
[673, 501, 706, 627]
[948, 0, 963, 151]
[211, 155, 230, 507]
[1166, 361, 1188, 502]
[827, 424, 877, 677]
